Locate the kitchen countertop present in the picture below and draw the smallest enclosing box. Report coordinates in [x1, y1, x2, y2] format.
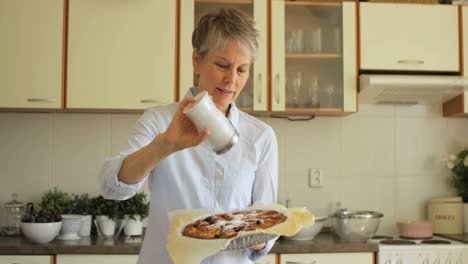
[0, 233, 377, 255]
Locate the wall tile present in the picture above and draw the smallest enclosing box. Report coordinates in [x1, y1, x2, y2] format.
[446, 119, 468, 152]
[110, 114, 140, 156]
[395, 104, 442, 118]
[51, 113, 110, 195]
[355, 104, 395, 118]
[395, 175, 435, 221]
[0, 113, 52, 205]
[341, 117, 394, 179]
[395, 118, 447, 177]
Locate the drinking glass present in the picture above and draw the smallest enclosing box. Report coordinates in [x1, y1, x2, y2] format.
[292, 72, 302, 107]
[325, 83, 335, 107]
[308, 75, 320, 108]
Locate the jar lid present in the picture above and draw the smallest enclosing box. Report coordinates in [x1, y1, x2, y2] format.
[330, 208, 383, 219]
[4, 193, 25, 208]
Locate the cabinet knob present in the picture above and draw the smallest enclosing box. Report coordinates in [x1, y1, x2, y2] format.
[27, 98, 56, 102]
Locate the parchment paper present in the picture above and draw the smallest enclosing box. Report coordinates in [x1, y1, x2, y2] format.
[166, 203, 314, 264]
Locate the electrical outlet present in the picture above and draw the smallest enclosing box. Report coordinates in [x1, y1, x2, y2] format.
[308, 168, 323, 187]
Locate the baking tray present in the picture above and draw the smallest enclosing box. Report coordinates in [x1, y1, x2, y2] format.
[224, 233, 278, 250]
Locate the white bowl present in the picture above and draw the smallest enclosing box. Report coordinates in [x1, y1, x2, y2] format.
[20, 221, 62, 244]
[57, 215, 84, 240]
[284, 216, 327, 241]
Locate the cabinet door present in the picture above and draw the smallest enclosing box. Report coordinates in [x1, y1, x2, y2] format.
[0, 0, 63, 108]
[178, 0, 268, 112]
[57, 254, 138, 264]
[360, 3, 458, 72]
[443, 6, 467, 117]
[0, 255, 52, 264]
[67, 0, 176, 109]
[280, 252, 373, 264]
[271, 0, 357, 114]
[255, 253, 277, 264]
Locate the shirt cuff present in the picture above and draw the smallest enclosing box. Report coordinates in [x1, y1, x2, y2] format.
[100, 154, 144, 200]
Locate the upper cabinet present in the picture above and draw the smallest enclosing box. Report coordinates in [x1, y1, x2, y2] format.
[271, 0, 357, 114]
[360, 3, 459, 72]
[0, 0, 64, 109]
[179, 0, 357, 115]
[443, 6, 468, 117]
[179, 0, 268, 112]
[67, 0, 176, 110]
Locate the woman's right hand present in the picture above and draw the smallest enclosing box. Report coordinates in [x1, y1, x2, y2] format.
[159, 98, 210, 153]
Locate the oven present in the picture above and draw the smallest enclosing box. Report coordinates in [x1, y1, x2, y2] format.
[369, 235, 468, 264]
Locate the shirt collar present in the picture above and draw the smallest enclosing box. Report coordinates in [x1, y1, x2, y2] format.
[184, 87, 240, 132]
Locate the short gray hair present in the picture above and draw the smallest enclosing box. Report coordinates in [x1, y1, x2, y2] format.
[192, 8, 259, 63]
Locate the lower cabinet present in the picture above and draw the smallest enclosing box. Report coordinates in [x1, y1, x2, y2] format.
[56, 254, 138, 264]
[0, 255, 52, 264]
[280, 253, 374, 264]
[255, 254, 277, 264]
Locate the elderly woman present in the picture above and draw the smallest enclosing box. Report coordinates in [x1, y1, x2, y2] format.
[99, 8, 278, 264]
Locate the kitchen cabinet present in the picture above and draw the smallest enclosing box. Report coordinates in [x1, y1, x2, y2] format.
[56, 254, 138, 264]
[255, 253, 277, 264]
[179, 0, 268, 112]
[280, 252, 373, 264]
[0, 0, 63, 109]
[443, 6, 468, 117]
[271, 1, 357, 115]
[360, 3, 459, 72]
[0, 255, 52, 264]
[179, 0, 357, 115]
[67, 0, 176, 110]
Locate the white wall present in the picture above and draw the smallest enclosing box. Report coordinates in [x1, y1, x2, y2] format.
[0, 104, 466, 234]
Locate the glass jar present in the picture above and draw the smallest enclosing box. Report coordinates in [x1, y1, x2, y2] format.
[2, 193, 25, 236]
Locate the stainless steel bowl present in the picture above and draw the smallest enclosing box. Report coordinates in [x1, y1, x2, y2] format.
[330, 209, 383, 243]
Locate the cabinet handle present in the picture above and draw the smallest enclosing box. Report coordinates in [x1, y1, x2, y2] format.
[256, 73, 262, 104]
[27, 98, 56, 102]
[140, 99, 169, 104]
[275, 73, 280, 104]
[285, 261, 316, 264]
[397, 59, 424, 65]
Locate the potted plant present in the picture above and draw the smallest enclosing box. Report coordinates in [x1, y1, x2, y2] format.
[39, 187, 72, 215]
[39, 188, 84, 241]
[91, 196, 123, 238]
[120, 192, 150, 236]
[447, 148, 468, 231]
[69, 194, 93, 237]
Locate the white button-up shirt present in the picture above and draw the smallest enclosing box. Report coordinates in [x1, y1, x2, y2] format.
[99, 88, 278, 264]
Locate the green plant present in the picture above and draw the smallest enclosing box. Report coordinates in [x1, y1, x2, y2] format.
[69, 194, 93, 215]
[39, 187, 72, 214]
[448, 148, 468, 202]
[121, 192, 150, 220]
[91, 196, 121, 220]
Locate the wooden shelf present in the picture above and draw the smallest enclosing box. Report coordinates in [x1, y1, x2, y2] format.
[286, 53, 342, 59]
[285, 1, 342, 7]
[195, 0, 252, 4]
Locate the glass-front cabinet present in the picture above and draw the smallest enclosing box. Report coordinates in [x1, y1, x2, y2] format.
[271, 0, 357, 115]
[179, 0, 268, 112]
[179, 0, 356, 115]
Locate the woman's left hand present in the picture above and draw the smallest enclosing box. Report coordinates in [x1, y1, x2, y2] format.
[249, 242, 267, 250]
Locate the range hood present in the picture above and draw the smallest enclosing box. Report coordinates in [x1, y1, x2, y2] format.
[359, 74, 468, 105]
